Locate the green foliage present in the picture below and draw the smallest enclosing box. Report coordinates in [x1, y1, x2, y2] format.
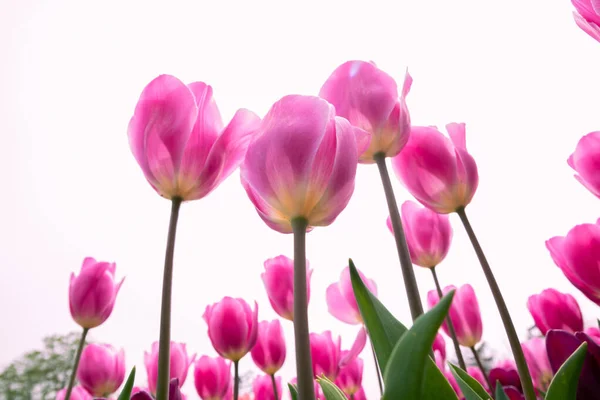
[116, 367, 136, 400]
[317, 377, 348, 400]
[288, 383, 298, 400]
[545, 342, 587, 400]
[449, 364, 491, 400]
[494, 383, 510, 400]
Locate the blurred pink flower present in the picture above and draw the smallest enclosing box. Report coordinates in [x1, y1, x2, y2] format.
[252, 374, 281, 400]
[572, 1, 600, 42]
[77, 343, 125, 397]
[432, 333, 447, 369]
[55, 386, 91, 400]
[144, 341, 195, 395]
[521, 337, 552, 391]
[326, 266, 377, 325]
[335, 351, 363, 396]
[569, 131, 600, 197]
[193, 355, 231, 400]
[310, 331, 341, 381]
[251, 320, 286, 375]
[527, 288, 583, 334]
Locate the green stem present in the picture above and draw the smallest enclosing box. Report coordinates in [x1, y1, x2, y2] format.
[291, 217, 316, 400]
[456, 207, 535, 400]
[155, 197, 182, 400]
[63, 328, 89, 400]
[374, 153, 424, 321]
[270, 374, 279, 400]
[234, 360, 239, 400]
[470, 346, 492, 390]
[370, 336, 384, 395]
[431, 267, 467, 370]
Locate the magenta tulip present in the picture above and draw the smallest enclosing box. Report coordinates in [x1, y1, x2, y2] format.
[69, 257, 124, 329]
[568, 131, 600, 197]
[527, 288, 583, 335]
[386, 200, 453, 268]
[204, 297, 258, 361]
[128, 75, 260, 201]
[193, 355, 231, 400]
[585, 327, 600, 344]
[240, 95, 365, 233]
[77, 343, 125, 397]
[144, 341, 195, 394]
[521, 337, 552, 391]
[489, 359, 522, 393]
[428, 284, 482, 347]
[352, 387, 367, 400]
[572, 1, 600, 42]
[319, 60, 412, 163]
[546, 220, 600, 306]
[326, 266, 377, 325]
[310, 331, 341, 381]
[56, 386, 91, 400]
[252, 374, 282, 400]
[391, 123, 479, 214]
[334, 351, 363, 396]
[251, 320, 286, 375]
[262, 255, 312, 321]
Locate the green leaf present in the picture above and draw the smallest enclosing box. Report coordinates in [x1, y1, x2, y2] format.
[288, 383, 298, 400]
[545, 342, 588, 400]
[494, 383, 509, 400]
[382, 289, 455, 399]
[317, 376, 348, 400]
[449, 364, 491, 400]
[117, 367, 136, 400]
[349, 259, 457, 400]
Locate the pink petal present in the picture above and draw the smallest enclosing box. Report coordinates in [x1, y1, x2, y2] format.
[339, 327, 367, 367]
[574, 12, 600, 42]
[446, 123, 467, 150]
[326, 283, 359, 325]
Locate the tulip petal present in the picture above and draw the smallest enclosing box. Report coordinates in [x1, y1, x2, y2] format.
[326, 283, 359, 325]
[574, 12, 600, 42]
[339, 327, 367, 367]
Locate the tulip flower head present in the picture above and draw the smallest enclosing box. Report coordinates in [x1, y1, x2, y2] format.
[527, 288, 583, 335]
[489, 359, 522, 393]
[326, 266, 377, 325]
[252, 374, 282, 400]
[432, 333, 447, 369]
[572, 0, 600, 42]
[240, 95, 365, 233]
[568, 131, 600, 198]
[193, 355, 231, 400]
[251, 320, 286, 375]
[319, 60, 412, 163]
[335, 351, 363, 396]
[77, 343, 125, 397]
[309, 331, 341, 381]
[204, 297, 259, 361]
[144, 341, 195, 395]
[521, 337, 553, 391]
[128, 75, 260, 201]
[392, 123, 479, 214]
[55, 386, 91, 400]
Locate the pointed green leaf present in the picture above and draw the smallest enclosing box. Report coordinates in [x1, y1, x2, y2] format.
[288, 383, 298, 400]
[494, 383, 509, 400]
[382, 290, 455, 399]
[317, 376, 348, 400]
[117, 367, 136, 400]
[545, 342, 587, 400]
[449, 364, 491, 400]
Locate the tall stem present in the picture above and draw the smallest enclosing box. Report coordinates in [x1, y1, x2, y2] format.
[430, 267, 467, 370]
[370, 337, 384, 395]
[470, 346, 492, 390]
[456, 207, 535, 400]
[270, 374, 279, 400]
[63, 328, 89, 400]
[291, 217, 316, 400]
[374, 153, 424, 321]
[234, 360, 239, 400]
[155, 198, 182, 400]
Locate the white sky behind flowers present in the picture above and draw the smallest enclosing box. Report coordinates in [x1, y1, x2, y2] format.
[2, 0, 600, 398]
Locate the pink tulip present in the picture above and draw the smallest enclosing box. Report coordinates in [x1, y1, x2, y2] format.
[352, 387, 367, 400]
[444, 368, 462, 398]
[521, 337, 553, 391]
[568, 131, 600, 198]
[319, 60, 412, 163]
[204, 297, 259, 361]
[252, 374, 282, 400]
[262, 255, 312, 321]
[427, 284, 482, 347]
[527, 288, 583, 335]
[334, 351, 363, 396]
[489, 359, 521, 393]
[144, 341, 195, 395]
[391, 123, 479, 214]
[467, 367, 488, 390]
[56, 386, 91, 400]
[585, 326, 600, 344]
[432, 333, 447, 369]
[128, 75, 260, 201]
[546, 220, 600, 306]
[386, 200, 453, 268]
[77, 343, 125, 397]
[251, 320, 286, 375]
[326, 266, 377, 325]
[572, 0, 600, 42]
[240, 95, 365, 233]
[339, 328, 367, 367]
[69, 257, 124, 329]
[310, 331, 341, 381]
[193, 355, 231, 400]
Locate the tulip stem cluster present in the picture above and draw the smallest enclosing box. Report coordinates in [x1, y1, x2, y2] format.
[430, 267, 467, 370]
[270, 374, 279, 400]
[291, 217, 316, 400]
[456, 207, 536, 400]
[156, 197, 183, 400]
[469, 346, 492, 390]
[63, 327, 89, 400]
[374, 153, 424, 321]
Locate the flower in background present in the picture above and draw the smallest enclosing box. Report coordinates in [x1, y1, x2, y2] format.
[335, 351, 363, 397]
[69, 257, 124, 329]
[585, 326, 600, 344]
[319, 60, 412, 162]
[546, 220, 600, 306]
[391, 123, 479, 214]
[193, 356, 231, 400]
[521, 337, 553, 391]
[144, 341, 195, 395]
[262, 255, 312, 321]
[252, 374, 281, 400]
[251, 320, 286, 375]
[128, 75, 260, 200]
[77, 343, 125, 397]
[204, 297, 258, 361]
[55, 386, 91, 400]
[489, 359, 522, 394]
[467, 367, 488, 391]
[569, 131, 600, 197]
[527, 288, 583, 334]
[310, 331, 341, 381]
[572, 1, 600, 42]
[240, 95, 365, 233]
[432, 333, 447, 369]
[326, 266, 377, 325]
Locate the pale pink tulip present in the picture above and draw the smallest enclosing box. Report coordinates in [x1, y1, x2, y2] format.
[69, 257, 124, 329]
[326, 266, 377, 325]
[251, 320, 286, 375]
[193, 355, 231, 400]
[527, 288, 583, 334]
[55, 386, 91, 400]
[546, 220, 600, 306]
[522, 337, 553, 391]
[467, 367, 488, 390]
[144, 341, 195, 395]
[309, 331, 341, 381]
[572, 0, 600, 42]
[427, 284, 482, 347]
[261, 255, 312, 321]
[432, 333, 447, 369]
[339, 328, 367, 367]
[319, 60, 412, 163]
[252, 374, 281, 400]
[240, 95, 365, 233]
[391, 123, 479, 214]
[204, 297, 258, 361]
[568, 131, 600, 198]
[128, 75, 260, 200]
[77, 343, 125, 397]
[335, 351, 363, 396]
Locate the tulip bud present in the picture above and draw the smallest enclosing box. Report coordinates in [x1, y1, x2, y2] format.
[251, 320, 286, 375]
[326, 266, 377, 325]
[193, 355, 231, 400]
[144, 341, 195, 395]
[527, 288, 583, 334]
[310, 331, 341, 381]
[77, 343, 125, 397]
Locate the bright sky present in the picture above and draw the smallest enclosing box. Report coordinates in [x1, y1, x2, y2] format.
[2, 0, 600, 398]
